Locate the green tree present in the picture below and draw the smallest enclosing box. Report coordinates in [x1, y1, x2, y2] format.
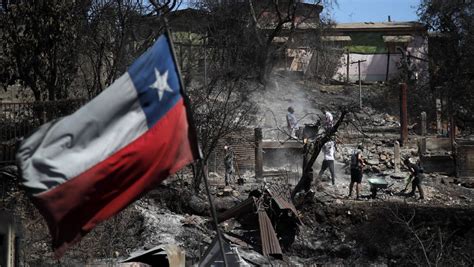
[417, 0, 474, 130]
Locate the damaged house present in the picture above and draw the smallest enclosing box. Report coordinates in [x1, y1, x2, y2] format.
[322, 21, 429, 82]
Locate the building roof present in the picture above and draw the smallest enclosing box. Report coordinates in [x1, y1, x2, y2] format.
[333, 21, 426, 32]
[321, 35, 352, 42]
[382, 35, 414, 43]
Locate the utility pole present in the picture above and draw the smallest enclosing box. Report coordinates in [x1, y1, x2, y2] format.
[396, 46, 414, 147]
[350, 59, 367, 109]
[358, 60, 362, 109]
[346, 49, 350, 84]
[204, 37, 207, 89]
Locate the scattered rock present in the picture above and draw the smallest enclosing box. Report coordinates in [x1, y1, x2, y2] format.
[378, 164, 387, 172]
[371, 166, 381, 173]
[222, 186, 233, 196]
[366, 159, 380, 166]
[390, 173, 406, 180]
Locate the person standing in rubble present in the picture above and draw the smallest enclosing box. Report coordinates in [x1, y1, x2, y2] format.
[321, 108, 333, 132]
[317, 139, 336, 185]
[404, 158, 425, 200]
[223, 145, 235, 186]
[349, 144, 365, 199]
[286, 106, 299, 139]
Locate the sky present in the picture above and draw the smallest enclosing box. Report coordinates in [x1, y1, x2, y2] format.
[329, 0, 421, 23]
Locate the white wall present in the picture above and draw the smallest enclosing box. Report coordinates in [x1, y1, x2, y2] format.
[333, 53, 403, 81]
[333, 36, 429, 82]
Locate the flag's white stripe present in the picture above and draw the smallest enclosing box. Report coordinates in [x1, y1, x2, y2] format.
[18, 73, 148, 192]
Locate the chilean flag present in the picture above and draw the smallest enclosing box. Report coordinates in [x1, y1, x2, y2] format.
[16, 34, 200, 258]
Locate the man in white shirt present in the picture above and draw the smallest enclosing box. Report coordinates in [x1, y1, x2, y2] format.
[317, 140, 336, 185]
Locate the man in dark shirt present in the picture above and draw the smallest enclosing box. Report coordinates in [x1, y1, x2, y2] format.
[404, 158, 425, 200]
[349, 144, 365, 199]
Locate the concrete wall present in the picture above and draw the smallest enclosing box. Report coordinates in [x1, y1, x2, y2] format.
[456, 140, 474, 178]
[419, 137, 455, 175]
[209, 128, 255, 174]
[333, 53, 403, 81]
[421, 154, 455, 174]
[419, 137, 452, 154]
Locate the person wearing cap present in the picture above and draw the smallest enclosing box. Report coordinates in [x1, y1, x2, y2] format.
[404, 158, 425, 200]
[286, 106, 299, 139]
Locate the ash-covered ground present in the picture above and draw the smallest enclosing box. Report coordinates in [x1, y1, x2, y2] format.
[3, 77, 473, 266]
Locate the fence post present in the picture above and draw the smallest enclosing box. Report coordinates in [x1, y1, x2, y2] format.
[421, 111, 427, 136]
[255, 128, 263, 179]
[436, 98, 442, 135]
[394, 141, 401, 173]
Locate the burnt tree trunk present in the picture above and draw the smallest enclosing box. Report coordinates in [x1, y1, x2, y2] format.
[291, 110, 348, 199]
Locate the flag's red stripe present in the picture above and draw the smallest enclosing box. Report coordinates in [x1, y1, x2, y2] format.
[32, 98, 196, 258]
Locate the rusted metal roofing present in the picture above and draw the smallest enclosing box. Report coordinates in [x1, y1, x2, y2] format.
[258, 210, 283, 259]
[266, 188, 302, 225]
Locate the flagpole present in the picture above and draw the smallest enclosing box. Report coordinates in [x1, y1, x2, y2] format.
[161, 14, 229, 267]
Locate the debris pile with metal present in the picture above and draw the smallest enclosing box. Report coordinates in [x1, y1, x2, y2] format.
[216, 185, 302, 260]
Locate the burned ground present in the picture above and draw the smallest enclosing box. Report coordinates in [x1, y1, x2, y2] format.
[2, 160, 474, 266]
[1, 77, 473, 266]
[294, 201, 474, 266]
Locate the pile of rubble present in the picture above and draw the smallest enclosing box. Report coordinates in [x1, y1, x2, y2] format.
[338, 140, 417, 174]
[355, 107, 401, 131]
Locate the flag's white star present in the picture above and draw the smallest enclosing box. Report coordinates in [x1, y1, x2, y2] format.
[149, 68, 173, 101]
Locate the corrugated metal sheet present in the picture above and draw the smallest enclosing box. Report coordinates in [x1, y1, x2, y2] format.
[217, 197, 256, 223]
[266, 188, 302, 225]
[258, 210, 283, 259]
